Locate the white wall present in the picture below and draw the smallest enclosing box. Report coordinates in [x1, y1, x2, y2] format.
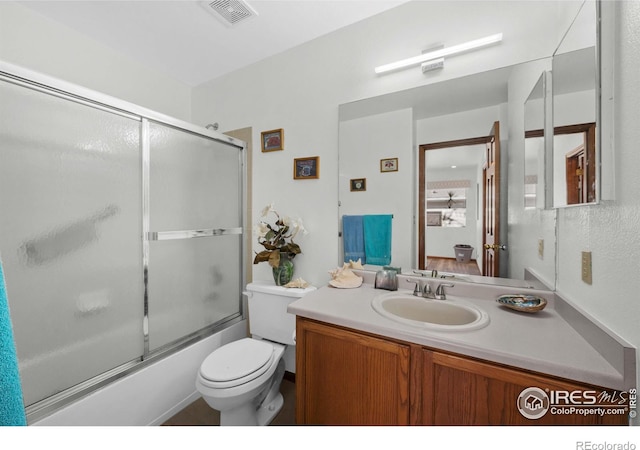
[555, 0, 640, 417]
[0, 2, 191, 121]
[338, 109, 414, 271]
[416, 105, 507, 143]
[191, 1, 570, 286]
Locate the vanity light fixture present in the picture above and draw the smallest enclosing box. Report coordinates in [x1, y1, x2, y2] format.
[374, 33, 503, 74]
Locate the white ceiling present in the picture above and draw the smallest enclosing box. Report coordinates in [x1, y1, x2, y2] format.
[20, 0, 408, 87]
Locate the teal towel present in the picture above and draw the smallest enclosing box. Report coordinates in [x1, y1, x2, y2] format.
[363, 215, 392, 266]
[0, 257, 27, 426]
[342, 215, 366, 264]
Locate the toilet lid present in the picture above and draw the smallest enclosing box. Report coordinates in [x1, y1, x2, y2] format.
[199, 338, 274, 383]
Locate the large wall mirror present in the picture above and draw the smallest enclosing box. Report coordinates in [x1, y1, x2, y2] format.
[552, 0, 598, 207]
[337, 0, 598, 287]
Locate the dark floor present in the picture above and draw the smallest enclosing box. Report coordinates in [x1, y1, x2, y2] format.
[162, 378, 296, 426]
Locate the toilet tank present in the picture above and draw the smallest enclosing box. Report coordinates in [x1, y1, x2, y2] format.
[245, 281, 316, 345]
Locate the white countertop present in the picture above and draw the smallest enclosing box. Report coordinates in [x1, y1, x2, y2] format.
[288, 280, 625, 390]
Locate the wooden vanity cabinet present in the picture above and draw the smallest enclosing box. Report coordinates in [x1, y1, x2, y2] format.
[295, 317, 411, 425]
[421, 350, 627, 425]
[296, 317, 628, 426]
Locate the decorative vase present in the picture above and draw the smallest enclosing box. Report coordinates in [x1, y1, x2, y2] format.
[272, 252, 295, 286]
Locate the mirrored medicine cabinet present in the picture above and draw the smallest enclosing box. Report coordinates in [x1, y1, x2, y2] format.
[551, 0, 599, 208]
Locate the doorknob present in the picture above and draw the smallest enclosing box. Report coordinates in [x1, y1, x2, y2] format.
[484, 244, 507, 251]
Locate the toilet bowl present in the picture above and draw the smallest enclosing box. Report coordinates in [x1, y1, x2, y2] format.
[196, 281, 316, 426]
[196, 337, 286, 426]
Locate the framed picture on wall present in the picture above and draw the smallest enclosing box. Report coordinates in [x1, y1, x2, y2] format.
[350, 178, 366, 192]
[261, 129, 284, 152]
[380, 157, 398, 172]
[293, 156, 319, 179]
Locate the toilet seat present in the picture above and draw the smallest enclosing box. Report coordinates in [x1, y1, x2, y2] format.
[198, 338, 275, 389]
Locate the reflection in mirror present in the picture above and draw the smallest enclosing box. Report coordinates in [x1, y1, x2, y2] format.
[426, 186, 468, 227]
[338, 65, 545, 287]
[337, 1, 595, 288]
[553, 122, 596, 205]
[422, 144, 484, 278]
[552, 0, 598, 207]
[524, 73, 546, 209]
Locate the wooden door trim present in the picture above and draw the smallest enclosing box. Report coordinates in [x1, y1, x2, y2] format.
[565, 146, 585, 205]
[555, 122, 596, 204]
[418, 135, 492, 271]
[482, 122, 501, 277]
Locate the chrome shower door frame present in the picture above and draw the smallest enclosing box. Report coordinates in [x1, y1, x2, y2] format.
[0, 61, 247, 422]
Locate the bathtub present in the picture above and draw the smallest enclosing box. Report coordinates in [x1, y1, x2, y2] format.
[32, 320, 247, 426]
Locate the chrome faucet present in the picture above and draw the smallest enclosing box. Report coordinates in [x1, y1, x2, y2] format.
[435, 283, 454, 300]
[407, 279, 435, 299]
[422, 283, 435, 299]
[407, 279, 422, 296]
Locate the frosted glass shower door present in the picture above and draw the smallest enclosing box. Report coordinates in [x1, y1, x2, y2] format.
[0, 80, 144, 406]
[147, 122, 243, 352]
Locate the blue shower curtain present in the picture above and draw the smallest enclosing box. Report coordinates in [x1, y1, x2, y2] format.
[0, 257, 27, 426]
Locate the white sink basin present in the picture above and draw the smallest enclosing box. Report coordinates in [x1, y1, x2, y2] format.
[372, 292, 490, 331]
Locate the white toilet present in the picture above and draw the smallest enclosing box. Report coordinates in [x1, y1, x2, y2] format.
[196, 281, 316, 426]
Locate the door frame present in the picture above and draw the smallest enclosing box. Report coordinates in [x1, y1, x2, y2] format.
[554, 122, 596, 205]
[418, 135, 494, 271]
[482, 122, 501, 277]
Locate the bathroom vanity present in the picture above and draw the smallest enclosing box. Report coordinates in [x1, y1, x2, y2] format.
[289, 273, 634, 426]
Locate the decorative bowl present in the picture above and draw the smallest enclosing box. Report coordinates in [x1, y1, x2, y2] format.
[496, 294, 547, 313]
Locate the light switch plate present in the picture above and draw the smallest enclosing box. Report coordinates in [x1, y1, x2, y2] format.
[538, 239, 544, 259]
[581, 251, 592, 284]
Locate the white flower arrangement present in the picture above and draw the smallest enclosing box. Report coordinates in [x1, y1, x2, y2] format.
[253, 203, 307, 268]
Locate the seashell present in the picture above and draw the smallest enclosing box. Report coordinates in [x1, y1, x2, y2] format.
[328, 263, 349, 279]
[328, 265, 363, 289]
[284, 278, 310, 288]
[348, 259, 364, 269]
[329, 277, 363, 289]
[496, 294, 547, 313]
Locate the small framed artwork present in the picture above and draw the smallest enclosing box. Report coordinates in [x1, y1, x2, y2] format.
[350, 178, 366, 192]
[380, 157, 398, 172]
[261, 128, 284, 152]
[293, 156, 319, 179]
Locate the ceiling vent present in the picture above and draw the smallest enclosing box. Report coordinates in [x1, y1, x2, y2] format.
[207, 0, 258, 27]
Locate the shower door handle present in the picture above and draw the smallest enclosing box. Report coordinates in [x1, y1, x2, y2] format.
[148, 227, 243, 241]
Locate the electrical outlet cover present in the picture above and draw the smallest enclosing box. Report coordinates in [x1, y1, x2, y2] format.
[581, 251, 592, 284]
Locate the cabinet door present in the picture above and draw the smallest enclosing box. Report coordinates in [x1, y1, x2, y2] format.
[296, 318, 410, 425]
[422, 350, 628, 425]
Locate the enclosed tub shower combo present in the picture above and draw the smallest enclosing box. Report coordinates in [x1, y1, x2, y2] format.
[0, 63, 246, 422]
